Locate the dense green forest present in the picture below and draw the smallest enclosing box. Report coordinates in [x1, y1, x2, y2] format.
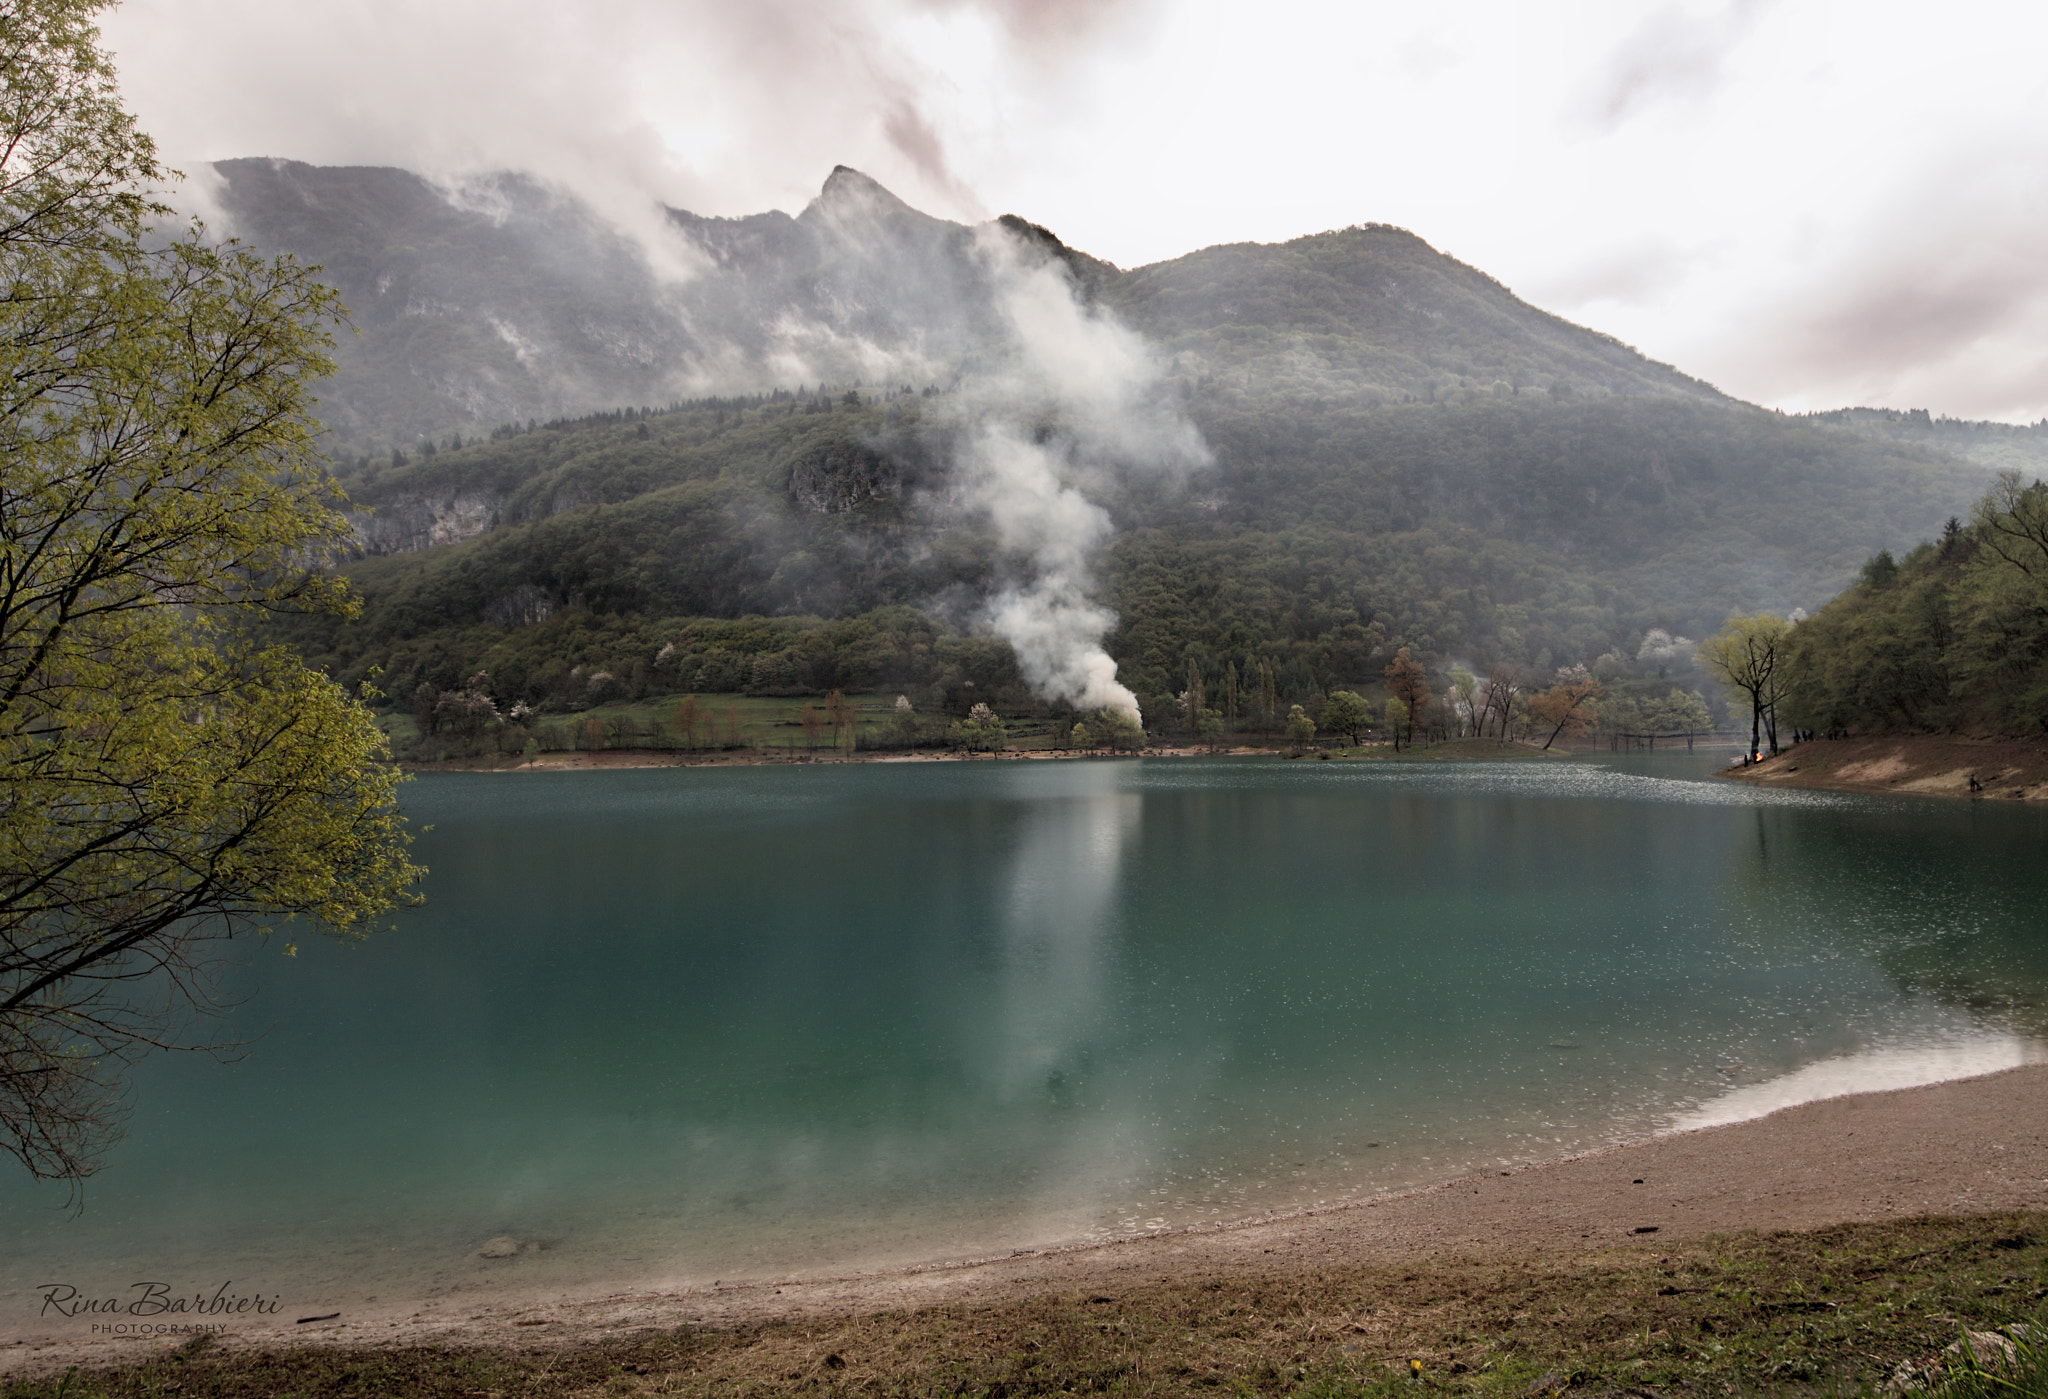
[1785, 472, 2048, 735]
[280, 378, 1982, 736]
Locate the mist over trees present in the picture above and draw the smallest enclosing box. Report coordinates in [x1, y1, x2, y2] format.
[216, 159, 2006, 737]
[277, 378, 1984, 736]
[1798, 407, 2048, 478]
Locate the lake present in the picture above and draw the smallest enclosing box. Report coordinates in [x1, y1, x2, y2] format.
[3, 751, 2044, 1330]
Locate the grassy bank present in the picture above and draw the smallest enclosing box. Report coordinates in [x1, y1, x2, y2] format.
[381, 691, 1083, 764]
[10, 1214, 2044, 1397]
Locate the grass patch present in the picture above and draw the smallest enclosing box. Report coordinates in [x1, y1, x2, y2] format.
[379, 691, 905, 756]
[10, 1213, 2046, 1397]
[386, 691, 1035, 764]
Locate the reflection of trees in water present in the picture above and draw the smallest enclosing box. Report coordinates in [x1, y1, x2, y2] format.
[1882, 969, 2048, 1035]
[1723, 801, 2048, 1036]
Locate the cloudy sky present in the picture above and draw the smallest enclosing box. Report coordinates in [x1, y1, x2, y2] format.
[102, 0, 2048, 422]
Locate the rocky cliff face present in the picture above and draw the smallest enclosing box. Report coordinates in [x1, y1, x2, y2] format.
[350, 488, 504, 555]
[215, 159, 699, 458]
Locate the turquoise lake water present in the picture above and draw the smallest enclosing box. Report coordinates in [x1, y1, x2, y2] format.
[3, 752, 2045, 1330]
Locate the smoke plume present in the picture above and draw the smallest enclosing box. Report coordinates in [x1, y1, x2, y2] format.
[948, 227, 1208, 720]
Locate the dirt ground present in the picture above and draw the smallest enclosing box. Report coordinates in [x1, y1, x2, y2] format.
[1724, 734, 2048, 802]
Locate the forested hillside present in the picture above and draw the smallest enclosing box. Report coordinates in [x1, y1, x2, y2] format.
[232, 160, 1999, 731]
[1103, 224, 1721, 407]
[1800, 407, 2048, 477]
[1786, 473, 2048, 735]
[283, 382, 1982, 726]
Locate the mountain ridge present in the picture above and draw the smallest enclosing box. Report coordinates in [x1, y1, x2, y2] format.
[211, 158, 1728, 456]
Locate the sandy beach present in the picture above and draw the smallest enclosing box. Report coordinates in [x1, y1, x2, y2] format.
[9, 1062, 2043, 1376]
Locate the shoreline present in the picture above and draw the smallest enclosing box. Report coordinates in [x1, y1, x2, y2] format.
[1723, 733, 2048, 802]
[396, 736, 1632, 775]
[399, 744, 1264, 773]
[10, 1060, 2043, 1375]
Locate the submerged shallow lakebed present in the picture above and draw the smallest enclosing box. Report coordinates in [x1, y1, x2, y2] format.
[4, 752, 2045, 1331]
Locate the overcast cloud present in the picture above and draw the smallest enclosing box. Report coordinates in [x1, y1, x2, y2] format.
[102, 0, 2048, 421]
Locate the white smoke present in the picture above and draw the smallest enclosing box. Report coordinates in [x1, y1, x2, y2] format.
[968, 425, 1131, 715]
[948, 227, 1209, 721]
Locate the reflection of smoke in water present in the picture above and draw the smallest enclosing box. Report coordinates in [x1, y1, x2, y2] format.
[991, 778, 1141, 1099]
[988, 775, 1181, 1242]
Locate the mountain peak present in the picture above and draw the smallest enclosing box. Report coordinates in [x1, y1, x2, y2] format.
[807, 165, 919, 219]
[995, 212, 1120, 288]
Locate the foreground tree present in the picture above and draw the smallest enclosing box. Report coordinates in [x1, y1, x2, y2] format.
[1446, 666, 1478, 738]
[1699, 613, 1792, 758]
[1478, 664, 1522, 742]
[953, 701, 1007, 752]
[1383, 647, 1432, 748]
[1074, 705, 1143, 753]
[1321, 690, 1373, 746]
[1285, 704, 1317, 750]
[1643, 688, 1714, 743]
[1973, 470, 2048, 582]
[1, 1, 420, 1185]
[1182, 657, 1205, 736]
[1528, 665, 1603, 750]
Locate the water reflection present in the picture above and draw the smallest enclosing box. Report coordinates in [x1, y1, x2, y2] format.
[990, 770, 1138, 1102]
[1715, 783, 2048, 1041]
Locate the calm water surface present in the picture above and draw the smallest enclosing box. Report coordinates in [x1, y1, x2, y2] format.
[4, 752, 2044, 1327]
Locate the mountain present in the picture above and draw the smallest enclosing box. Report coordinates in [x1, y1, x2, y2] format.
[214, 160, 1066, 457]
[1797, 406, 2048, 478]
[211, 159, 693, 454]
[223, 161, 1996, 729]
[213, 158, 1721, 459]
[1103, 224, 1724, 408]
